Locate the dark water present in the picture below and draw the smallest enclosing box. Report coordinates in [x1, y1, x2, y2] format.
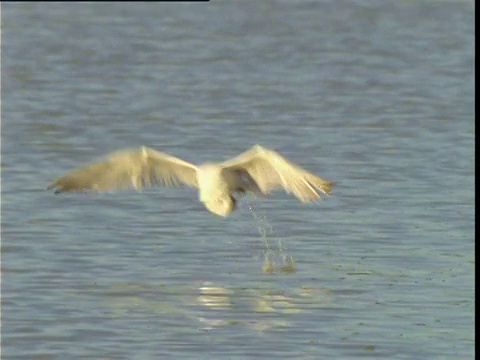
[1, 1, 474, 359]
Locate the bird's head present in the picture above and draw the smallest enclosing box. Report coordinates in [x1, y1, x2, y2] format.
[204, 196, 237, 217]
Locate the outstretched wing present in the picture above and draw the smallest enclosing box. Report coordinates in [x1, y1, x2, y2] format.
[221, 145, 333, 202]
[48, 146, 198, 194]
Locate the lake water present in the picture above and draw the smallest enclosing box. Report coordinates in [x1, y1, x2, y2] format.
[1, 1, 474, 359]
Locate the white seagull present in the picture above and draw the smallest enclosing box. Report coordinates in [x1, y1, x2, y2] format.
[48, 145, 334, 216]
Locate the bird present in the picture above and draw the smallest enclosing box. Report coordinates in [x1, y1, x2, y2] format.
[47, 145, 334, 217]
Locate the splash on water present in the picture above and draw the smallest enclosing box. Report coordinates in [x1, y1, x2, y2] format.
[247, 200, 296, 273]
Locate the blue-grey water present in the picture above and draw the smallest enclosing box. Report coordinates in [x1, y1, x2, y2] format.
[1, 1, 474, 359]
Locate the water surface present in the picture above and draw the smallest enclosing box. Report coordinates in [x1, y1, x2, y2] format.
[1, 1, 474, 359]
